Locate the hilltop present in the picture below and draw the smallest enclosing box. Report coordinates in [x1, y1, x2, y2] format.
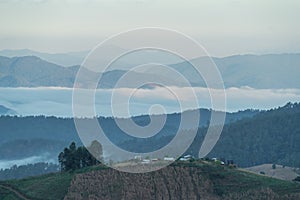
[0, 161, 300, 200]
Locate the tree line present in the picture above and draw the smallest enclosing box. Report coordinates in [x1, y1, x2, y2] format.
[58, 141, 103, 171]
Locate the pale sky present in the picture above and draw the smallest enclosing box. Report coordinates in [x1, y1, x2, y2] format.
[0, 0, 299, 56]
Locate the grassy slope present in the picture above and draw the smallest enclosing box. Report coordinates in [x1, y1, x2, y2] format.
[172, 161, 300, 196]
[245, 164, 299, 181]
[0, 187, 22, 200]
[0, 165, 108, 200]
[6, 172, 73, 200]
[0, 161, 299, 200]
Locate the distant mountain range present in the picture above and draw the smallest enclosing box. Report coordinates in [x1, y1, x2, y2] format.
[0, 56, 177, 88]
[172, 53, 300, 89]
[0, 48, 182, 67]
[0, 49, 88, 67]
[0, 105, 16, 115]
[0, 53, 299, 89]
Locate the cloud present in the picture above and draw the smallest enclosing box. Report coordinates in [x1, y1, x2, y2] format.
[1, 87, 300, 117]
[0, 153, 57, 169]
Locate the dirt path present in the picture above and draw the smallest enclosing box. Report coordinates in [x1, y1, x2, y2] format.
[0, 184, 31, 200]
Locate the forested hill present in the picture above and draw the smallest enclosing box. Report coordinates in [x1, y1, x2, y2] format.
[120, 103, 300, 168]
[0, 103, 299, 168]
[0, 108, 256, 163]
[0, 108, 257, 145]
[193, 102, 300, 167]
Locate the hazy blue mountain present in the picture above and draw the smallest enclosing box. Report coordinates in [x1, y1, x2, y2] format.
[0, 48, 182, 67]
[0, 49, 88, 67]
[0, 53, 299, 88]
[171, 53, 300, 89]
[0, 56, 78, 87]
[0, 105, 16, 115]
[0, 56, 182, 88]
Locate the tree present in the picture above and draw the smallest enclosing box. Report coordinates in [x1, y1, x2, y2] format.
[68, 142, 80, 170]
[272, 164, 276, 169]
[58, 141, 103, 172]
[58, 152, 65, 171]
[293, 176, 300, 182]
[88, 140, 103, 164]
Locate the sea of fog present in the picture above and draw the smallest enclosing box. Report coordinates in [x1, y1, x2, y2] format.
[0, 87, 300, 117]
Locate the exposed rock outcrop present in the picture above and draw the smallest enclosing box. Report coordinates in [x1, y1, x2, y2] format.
[65, 166, 218, 200]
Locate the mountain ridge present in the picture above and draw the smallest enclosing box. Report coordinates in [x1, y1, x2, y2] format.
[0, 53, 300, 88]
[0, 105, 16, 115]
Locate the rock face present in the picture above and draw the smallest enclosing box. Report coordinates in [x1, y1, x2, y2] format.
[64, 164, 300, 200]
[64, 166, 218, 200]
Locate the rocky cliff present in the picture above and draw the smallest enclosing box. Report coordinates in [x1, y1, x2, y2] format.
[64, 162, 300, 200]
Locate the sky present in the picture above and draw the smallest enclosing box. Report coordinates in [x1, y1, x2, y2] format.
[0, 0, 300, 56]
